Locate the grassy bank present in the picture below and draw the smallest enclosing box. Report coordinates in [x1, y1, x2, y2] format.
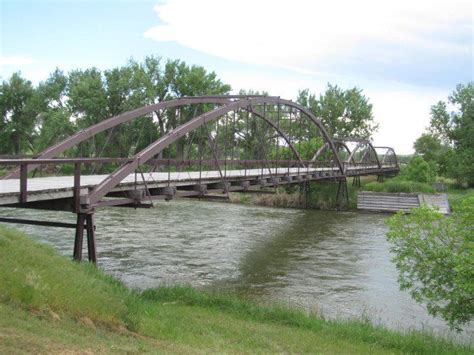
[232, 176, 474, 213]
[0, 226, 471, 354]
[363, 178, 435, 194]
[230, 177, 376, 210]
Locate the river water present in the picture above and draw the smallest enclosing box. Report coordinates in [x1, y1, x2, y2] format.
[1, 200, 472, 343]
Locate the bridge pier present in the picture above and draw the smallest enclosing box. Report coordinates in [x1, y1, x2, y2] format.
[73, 212, 97, 264]
[352, 176, 361, 188]
[336, 178, 349, 210]
[299, 181, 311, 208]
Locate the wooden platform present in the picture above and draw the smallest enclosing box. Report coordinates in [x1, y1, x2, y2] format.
[357, 191, 450, 214]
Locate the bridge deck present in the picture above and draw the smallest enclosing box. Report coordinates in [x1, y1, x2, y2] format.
[0, 165, 396, 206]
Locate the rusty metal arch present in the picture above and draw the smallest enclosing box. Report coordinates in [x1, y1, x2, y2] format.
[87, 97, 344, 206]
[4, 96, 233, 179]
[335, 141, 355, 164]
[4, 96, 330, 179]
[347, 141, 381, 168]
[244, 108, 303, 164]
[358, 142, 382, 169]
[347, 141, 366, 163]
[373, 146, 398, 167]
[311, 141, 354, 164]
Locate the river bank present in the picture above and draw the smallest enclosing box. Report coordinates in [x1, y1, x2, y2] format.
[229, 177, 473, 211]
[0, 225, 471, 353]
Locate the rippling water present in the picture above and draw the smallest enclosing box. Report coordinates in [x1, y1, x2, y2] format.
[1, 200, 472, 342]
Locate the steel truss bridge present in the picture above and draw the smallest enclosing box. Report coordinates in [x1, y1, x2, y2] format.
[0, 95, 399, 263]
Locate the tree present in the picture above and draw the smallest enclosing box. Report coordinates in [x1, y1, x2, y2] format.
[413, 133, 452, 176]
[297, 84, 378, 138]
[428, 101, 451, 143]
[386, 197, 474, 330]
[0, 73, 37, 154]
[417, 82, 474, 186]
[449, 83, 474, 186]
[404, 156, 436, 184]
[34, 69, 74, 152]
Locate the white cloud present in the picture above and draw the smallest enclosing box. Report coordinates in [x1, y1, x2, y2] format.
[0, 55, 36, 67]
[144, 0, 467, 154]
[144, 0, 471, 75]
[367, 88, 446, 154]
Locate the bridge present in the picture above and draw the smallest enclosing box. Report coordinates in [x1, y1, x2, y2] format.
[0, 95, 399, 263]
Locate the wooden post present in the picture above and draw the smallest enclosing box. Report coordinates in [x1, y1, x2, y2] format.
[304, 181, 310, 209]
[73, 163, 81, 213]
[73, 212, 96, 264]
[336, 178, 349, 211]
[20, 163, 27, 203]
[73, 214, 85, 261]
[85, 214, 97, 264]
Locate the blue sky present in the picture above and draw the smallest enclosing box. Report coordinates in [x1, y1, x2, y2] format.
[1, 0, 472, 153]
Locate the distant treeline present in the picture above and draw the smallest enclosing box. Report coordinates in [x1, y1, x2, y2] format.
[0, 56, 378, 162]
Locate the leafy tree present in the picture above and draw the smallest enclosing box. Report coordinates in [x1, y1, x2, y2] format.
[404, 156, 436, 184]
[428, 101, 451, 144]
[413, 133, 452, 176]
[34, 69, 74, 152]
[297, 84, 378, 138]
[0, 73, 38, 154]
[386, 197, 474, 330]
[417, 82, 474, 186]
[449, 83, 474, 186]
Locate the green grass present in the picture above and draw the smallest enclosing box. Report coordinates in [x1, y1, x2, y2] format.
[0, 225, 471, 354]
[363, 177, 435, 194]
[447, 187, 474, 211]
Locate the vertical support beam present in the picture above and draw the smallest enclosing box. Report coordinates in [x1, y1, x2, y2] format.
[73, 162, 81, 213]
[73, 214, 85, 261]
[336, 178, 349, 211]
[352, 176, 361, 188]
[299, 181, 310, 209]
[73, 213, 96, 264]
[19, 163, 27, 203]
[85, 214, 97, 264]
[304, 181, 310, 209]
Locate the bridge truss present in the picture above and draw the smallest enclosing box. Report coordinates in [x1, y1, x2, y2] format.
[0, 95, 399, 263]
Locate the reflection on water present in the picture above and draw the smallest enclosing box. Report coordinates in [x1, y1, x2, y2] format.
[1, 200, 472, 342]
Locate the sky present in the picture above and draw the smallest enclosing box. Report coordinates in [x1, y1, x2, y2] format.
[1, 0, 472, 154]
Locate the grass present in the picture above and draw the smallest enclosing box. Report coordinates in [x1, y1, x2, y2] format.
[0, 225, 471, 354]
[447, 187, 474, 211]
[363, 177, 435, 194]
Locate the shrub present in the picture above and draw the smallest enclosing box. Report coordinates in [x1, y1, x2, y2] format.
[386, 195, 474, 330]
[404, 156, 436, 184]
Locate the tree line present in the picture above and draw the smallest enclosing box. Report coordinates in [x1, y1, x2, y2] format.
[1, 56, 377, 163]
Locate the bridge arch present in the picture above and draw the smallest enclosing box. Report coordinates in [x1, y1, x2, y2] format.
[310, 141, 354, 166]
[86, 97, 344, 206]
[373, 146, 398, 167]
[347, 141, 381, 169]
[4, 96, 342, 180]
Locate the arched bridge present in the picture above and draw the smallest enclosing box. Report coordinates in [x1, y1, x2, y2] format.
[0, 95, 399, 263]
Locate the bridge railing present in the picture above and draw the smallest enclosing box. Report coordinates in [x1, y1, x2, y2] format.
[0, 158, 135, 210]
[0, 156, 399, 210]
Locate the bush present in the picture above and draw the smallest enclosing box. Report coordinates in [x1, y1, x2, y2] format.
[404, 156, 437, 184]
[386, 195, 474, 331]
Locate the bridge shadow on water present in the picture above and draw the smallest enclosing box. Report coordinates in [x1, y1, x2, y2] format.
[208, 208, 381, 306]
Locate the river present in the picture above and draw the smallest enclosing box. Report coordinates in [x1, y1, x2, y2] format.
[1, 199, 472, 343]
